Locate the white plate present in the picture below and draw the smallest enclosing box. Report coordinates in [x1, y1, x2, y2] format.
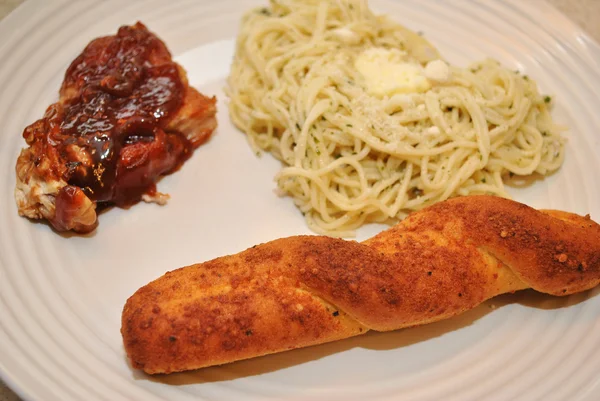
[1, 1, 600, 400]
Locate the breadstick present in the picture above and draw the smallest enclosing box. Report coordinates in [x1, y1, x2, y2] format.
[121, 195, 600, 374]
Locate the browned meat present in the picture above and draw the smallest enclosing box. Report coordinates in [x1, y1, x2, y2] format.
[15, 22, 217, 233]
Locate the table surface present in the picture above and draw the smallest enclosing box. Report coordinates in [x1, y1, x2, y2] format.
[1, 0, 599, 400]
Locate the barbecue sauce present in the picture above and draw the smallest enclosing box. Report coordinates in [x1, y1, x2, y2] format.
[41, 23, 192, 207]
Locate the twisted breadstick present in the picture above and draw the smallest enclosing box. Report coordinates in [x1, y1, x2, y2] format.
[121, 195, 600, 374]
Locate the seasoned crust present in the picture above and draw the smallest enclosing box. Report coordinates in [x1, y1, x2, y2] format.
[121, 248, 366, 373]
[121, 195, 600, 374]
[377, 197, 600, 296]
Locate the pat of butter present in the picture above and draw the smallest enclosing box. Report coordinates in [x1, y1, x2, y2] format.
[424, 59, 451, 82]
[355, 47, 431, 97]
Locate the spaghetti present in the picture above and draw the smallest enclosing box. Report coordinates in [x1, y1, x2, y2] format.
[226, 0, 565, 236]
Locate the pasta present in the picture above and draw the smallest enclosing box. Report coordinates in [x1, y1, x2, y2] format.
[226, 0, 566, 237]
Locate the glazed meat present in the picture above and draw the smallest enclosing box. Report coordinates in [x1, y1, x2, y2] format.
[15, 22, 217, 233]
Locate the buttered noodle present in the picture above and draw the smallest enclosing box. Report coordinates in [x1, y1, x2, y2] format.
[226, 0, 566, 237]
